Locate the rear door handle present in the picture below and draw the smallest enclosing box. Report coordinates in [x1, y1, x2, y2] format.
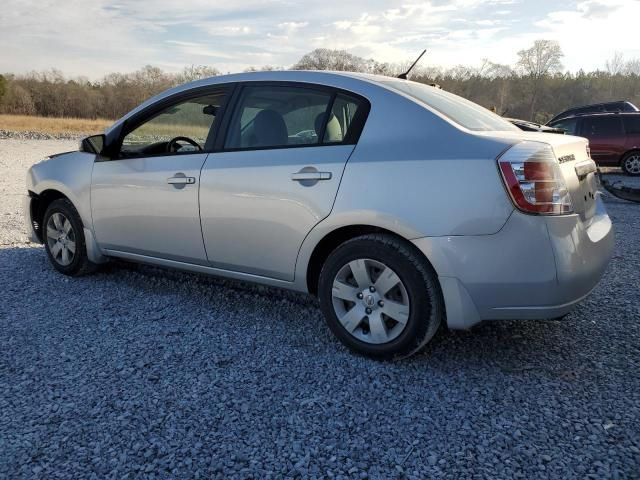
[291, 172, 332, 181]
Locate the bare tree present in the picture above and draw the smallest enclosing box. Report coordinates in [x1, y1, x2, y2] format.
[293, 48, 369, 72]
[411, 65, 444, 84]
[480, 61, 514, 114]
[447, 65, 476, 81]
[243, 65, 282, 72]
[606, 52, 625, 75]
[177, 65, 220, 83]
[624, 59, 640, 76]
[0, 74, 6, 101]
[517, 40, 564, 120]
[604, 52, 627, 97]
[483, 61, 513, 79]
[4, 44, 640, 123]
[517, 40, 564, 77]
[0, 83, 36, 115]
[367, 60, 397, 76]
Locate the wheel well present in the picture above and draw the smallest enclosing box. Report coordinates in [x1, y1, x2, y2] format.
[29, 189, 69, 242]
[306, 225, 425, 295]
[621, 149, 640, 162]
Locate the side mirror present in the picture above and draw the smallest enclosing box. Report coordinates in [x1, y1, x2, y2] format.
[203, 105, 218, 116]
[80, 134, 106, 155]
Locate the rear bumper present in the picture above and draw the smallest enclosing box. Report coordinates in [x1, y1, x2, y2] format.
[412, 196, 614, 329]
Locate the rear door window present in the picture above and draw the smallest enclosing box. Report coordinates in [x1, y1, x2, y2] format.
[623, 116, 640, 134]
[581, 117, 624, 137]
[224, 85, 367, 149]
[225, 85, 332, 149]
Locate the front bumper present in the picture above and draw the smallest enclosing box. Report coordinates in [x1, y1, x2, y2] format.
[23, 194, 40, 244]
[413, 195, 614, 329]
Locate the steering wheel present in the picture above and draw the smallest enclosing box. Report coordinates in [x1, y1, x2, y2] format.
[166, 136, 202, 153]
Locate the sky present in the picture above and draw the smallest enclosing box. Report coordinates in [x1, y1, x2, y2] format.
[1, 0, 640, 78]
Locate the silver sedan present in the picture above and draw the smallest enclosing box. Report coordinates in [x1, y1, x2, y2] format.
[24, 71, 614, 358]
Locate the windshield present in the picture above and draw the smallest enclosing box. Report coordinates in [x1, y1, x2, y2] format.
[380, 80, 519, 132]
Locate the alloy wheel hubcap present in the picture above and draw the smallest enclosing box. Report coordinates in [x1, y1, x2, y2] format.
[46, 212, 76, 266]
[331, 258, 410, 344]
[625, 155, 640, 174]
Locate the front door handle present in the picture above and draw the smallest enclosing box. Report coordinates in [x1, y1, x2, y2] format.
[167, 175, 196, 185]
[167, 173, 195, 189]
[291, 171, 332, 181]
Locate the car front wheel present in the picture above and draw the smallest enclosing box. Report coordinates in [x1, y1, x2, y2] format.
[43, 198, 97, 276]
[318, 234, 444, 359]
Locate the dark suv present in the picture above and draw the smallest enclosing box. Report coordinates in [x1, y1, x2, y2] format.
[548, 101, 638, 123]
[548, 113, 640, 175]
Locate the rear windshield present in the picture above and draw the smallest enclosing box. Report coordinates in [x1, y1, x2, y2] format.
[380, 80, 519, 132]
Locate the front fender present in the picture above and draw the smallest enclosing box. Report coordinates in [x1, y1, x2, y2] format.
[27, 151, 96, 231]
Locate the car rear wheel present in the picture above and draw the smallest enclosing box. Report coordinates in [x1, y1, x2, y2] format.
[621, 151, 640, 176]
[43, 199, 97, 276]
[318, 234, 443, 359]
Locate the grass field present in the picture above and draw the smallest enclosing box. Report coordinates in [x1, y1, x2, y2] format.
[0, 114, 112, 135]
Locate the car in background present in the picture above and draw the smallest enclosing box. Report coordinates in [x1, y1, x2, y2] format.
[507, 118, 565, 134]
[549, 101, 638, 123]
[24, 71, 614, 358]
[548, 112, 640, 175]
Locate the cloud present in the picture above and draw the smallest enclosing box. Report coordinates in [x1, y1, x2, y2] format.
[523, 0, 640, 71]
[278, 21, 308, 30]
[579, 0, 621, 19]
[1, 0, 640, 77]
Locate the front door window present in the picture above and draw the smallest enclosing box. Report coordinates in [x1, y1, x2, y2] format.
[120, 91, 227, 158]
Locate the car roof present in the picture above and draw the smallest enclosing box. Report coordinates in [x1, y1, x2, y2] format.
[549, 111, 640, 122]
[104, 70, 399, 134]
[548, 100, 639, 123]
[567, 100, 632, 109]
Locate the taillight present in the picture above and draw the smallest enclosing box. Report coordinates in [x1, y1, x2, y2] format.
[498, 141, 573, 215]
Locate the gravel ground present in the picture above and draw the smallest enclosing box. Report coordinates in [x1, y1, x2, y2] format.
[600, 167, 640, 190]
[0, 130, 85, 141]
[1, 138, 639, 479]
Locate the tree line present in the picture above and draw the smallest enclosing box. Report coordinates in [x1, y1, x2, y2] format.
[1, 40, 639, 124]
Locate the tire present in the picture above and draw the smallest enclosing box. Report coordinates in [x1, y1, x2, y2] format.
[621, 151, 640, 176]
[318, 233, 444, 359]
[42, 198, 97, 276]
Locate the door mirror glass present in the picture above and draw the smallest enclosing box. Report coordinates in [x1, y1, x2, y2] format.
[80, 134, 105, 155]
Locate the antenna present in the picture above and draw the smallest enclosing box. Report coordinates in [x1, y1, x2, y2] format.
[397, 49, 427, 80]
